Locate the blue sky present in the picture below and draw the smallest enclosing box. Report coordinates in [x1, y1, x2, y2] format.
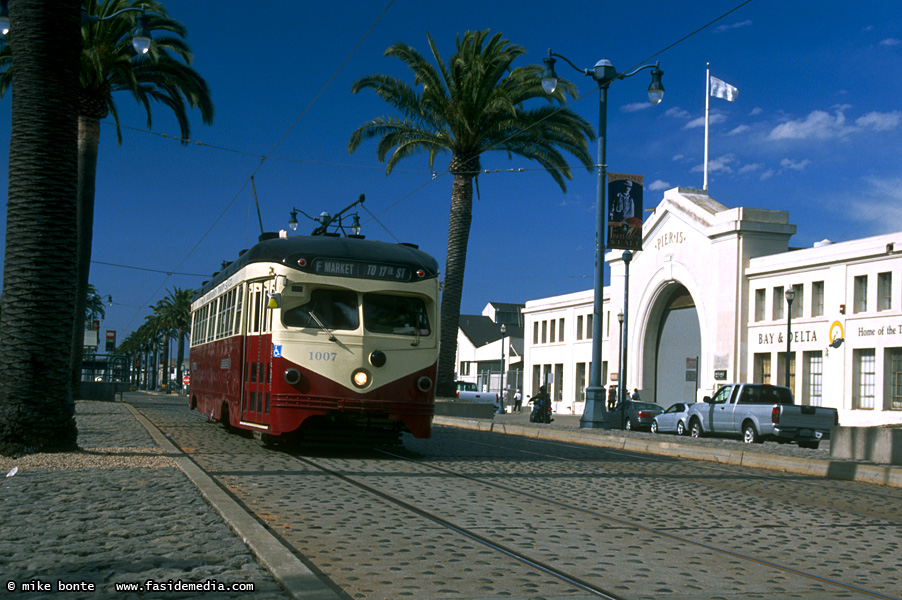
[2, 0, 901, 344]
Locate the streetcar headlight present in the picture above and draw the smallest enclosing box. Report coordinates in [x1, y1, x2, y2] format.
[416, 376, 433, 393]
[284, 368, 302, 386]
[352, 369, 370, 388]
[369, 350, 386, 367]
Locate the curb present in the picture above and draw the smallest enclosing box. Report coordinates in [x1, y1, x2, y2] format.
[433, 415, 902, 488]
[125, 404, 343, 600]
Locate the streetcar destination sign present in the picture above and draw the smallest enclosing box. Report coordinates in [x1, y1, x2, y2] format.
[310, 258, 411, 281]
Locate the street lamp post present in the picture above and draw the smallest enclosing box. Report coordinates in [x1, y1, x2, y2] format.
[617, 310, 624, 426]
[541, 50, 663, 429]
[497, 324, 507, 415]
[785, 287, 795, 390]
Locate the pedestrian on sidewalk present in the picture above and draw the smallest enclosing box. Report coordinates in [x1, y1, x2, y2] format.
[513, 389, 522, 413]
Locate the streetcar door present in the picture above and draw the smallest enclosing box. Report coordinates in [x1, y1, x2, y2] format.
[241, 279, 274, 427]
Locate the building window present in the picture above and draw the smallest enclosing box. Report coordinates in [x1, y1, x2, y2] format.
[554, 364, 563, 402]
[575, 363, 586, 403]
[577, 315, 584, 341]
[587, 314, 593, 339]
[778, 351, 795, 390]
[804, 351, 822, 407]
[558, 318, 565, 342]
[812, 281, 824, 317]
[878, 272, 892, 311]
[889, 348, 902, 410]
[459, 361, 471, 376]
[791, 284, 803, 318]
[773, 286, 784, 320]
[855, 349, 876, 409]
[532, 364, 541, 396]
[854, 275, 868, 313]
[754, 289, 765, 322]
[549, 319, 555, 344]
[533, 322, 539, 344]
[754, 353, 771, 384]
[541, 320, 547, 344]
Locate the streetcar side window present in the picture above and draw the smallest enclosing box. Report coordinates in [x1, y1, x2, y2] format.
[283, 288, 359, 331]
[363, 294, 431, 336]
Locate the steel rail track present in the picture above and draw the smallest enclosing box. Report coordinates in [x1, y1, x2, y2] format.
[288, 452, 627, 600]
[374, 446, 902, 600]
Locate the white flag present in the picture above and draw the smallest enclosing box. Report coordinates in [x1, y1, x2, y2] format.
[710, 76, 738, 101]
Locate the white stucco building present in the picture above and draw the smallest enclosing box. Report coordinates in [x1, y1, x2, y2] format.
[523, 187, 902, 426]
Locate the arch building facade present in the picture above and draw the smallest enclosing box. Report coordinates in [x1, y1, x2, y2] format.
[523, 187, 902, 426]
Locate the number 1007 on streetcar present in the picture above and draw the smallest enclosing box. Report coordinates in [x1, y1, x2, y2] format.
[187, 232, 440, 444]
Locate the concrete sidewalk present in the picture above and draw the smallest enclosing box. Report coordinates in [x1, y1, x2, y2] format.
[0, 396, 338, 600]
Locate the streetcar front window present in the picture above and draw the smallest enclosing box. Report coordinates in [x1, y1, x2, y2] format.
[283, 288, 359, 331]
[363, 293, 431, 336]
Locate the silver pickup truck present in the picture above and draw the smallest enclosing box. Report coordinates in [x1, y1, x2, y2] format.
[686, 383, 837, 449]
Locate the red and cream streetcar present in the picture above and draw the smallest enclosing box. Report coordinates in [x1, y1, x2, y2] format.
[188, 206, 440, 444]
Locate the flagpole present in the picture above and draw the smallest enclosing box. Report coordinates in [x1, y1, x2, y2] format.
[704, 62, 710, 192]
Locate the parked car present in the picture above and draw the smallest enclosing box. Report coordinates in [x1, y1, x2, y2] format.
[611, 400, 664, 431]
[686, 383, 837, 448]
[651, 402, 691, 435]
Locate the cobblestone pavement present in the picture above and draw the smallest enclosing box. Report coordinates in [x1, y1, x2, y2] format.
[0, 399, 287, 599]
[133, 394, 902, 600]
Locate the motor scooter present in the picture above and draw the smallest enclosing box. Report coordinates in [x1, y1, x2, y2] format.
[528, 395, 553, 423]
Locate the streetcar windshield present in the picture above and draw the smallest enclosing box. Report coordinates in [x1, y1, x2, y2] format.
[363, 293, 430, 336]
[283, 288, 359, 331]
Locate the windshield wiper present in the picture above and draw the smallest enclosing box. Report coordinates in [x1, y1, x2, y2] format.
[307, 310, 336, 342]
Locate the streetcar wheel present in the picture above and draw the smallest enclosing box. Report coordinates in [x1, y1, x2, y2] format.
[677, 421, 686, 436]
[690, 420, 703, 438]
[650, 421, 658, 434]
[742, 423, 760, 444]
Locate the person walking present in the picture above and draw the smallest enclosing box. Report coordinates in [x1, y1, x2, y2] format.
[630, 388, 641, 401]
[513, 389, 522, 413]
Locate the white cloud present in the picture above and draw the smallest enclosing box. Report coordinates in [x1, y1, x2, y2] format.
[621, 102, 653, 113]
[672, 154, 685, 162]
[856, 111, 901, 131]
[760, 169, 775, 181]
[832, 176, 902, 235]
[716, 19, 752, 32]
[685, 113, 725, 129]
[750, 107, 763, 116]
[880, 38, 902, 47]
[691, 153, 736, 174]
[780, 158, 811, 171]
[768, 109, 850, 140]
[665, 107, 691, 119]
[739, 163, 763, 174]
[648, 179, 670, 191]
[768, 107, 901, 140]
[727, 124, 750, 136]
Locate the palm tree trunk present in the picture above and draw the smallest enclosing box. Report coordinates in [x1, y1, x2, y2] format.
[0, 0, 82, 455]
[69, 117, 101, 397]
[436, 170, 474, 397]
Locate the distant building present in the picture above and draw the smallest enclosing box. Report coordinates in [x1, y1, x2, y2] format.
[522, 187, 902, 426]
[455, 303, 524, 395]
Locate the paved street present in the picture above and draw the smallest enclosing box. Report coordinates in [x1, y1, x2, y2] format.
[128, 394, 902, 600]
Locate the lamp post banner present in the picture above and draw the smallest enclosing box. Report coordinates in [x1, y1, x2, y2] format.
[607, 173, 643, 251]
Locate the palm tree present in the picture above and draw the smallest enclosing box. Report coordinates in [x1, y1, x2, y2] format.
[1, 0, 214, 397]
[0, 0, 82, 455]
[155, 287, 193, 391]
[348, 30, 594, 396]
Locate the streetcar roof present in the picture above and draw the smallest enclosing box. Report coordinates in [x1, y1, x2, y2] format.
[193, 234, 440, 301]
